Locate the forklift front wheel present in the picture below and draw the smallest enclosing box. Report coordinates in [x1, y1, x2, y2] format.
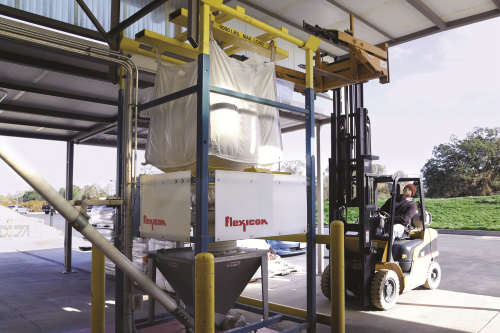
[371, 269, 400, 310]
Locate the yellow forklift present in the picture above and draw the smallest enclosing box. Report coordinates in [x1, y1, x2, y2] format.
[321, 85, 441, 310]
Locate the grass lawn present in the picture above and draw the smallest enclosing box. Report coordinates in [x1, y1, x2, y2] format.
[318, 195, 500, 231]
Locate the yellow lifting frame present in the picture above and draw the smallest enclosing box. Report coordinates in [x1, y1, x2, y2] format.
[169, 8, 289, 61]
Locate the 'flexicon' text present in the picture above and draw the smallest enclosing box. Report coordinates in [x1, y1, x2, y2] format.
[143, 215, 166, 231]
[225, 216, 268, 232]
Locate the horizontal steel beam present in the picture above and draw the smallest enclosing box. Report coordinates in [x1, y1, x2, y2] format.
[281, 124, 307, 134]
[0, 129, 70, 141]
[0, 118, 92, 132]
[108, 0, 169, 37]
[105, 130, 148, 140]
[0, 104, 115, 124]
[406, 0, 446, 30]
[0, 81, 118, 106]
[0, 4, 105, 42]
[79, 139, 146, 150]
[210, 86, 309, 115]
[72, 123, 118, 142]
[138, 85, 198, 111]
[325, 0, 395, 41]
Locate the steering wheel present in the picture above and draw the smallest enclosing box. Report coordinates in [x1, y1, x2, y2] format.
[378, 210, 390, 219]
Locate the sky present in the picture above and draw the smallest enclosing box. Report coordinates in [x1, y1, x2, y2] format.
[1, 17, 500, 196]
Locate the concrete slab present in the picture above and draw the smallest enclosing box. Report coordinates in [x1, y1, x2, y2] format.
[239, 272, 500, 333]
[0, 237, 167, 333]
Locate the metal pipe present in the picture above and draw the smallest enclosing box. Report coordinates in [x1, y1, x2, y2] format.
[195, 253, 214, 333]
[92, 246, 106, 333]
[330, 221, 345, 333]
[0, 140, 195, 331]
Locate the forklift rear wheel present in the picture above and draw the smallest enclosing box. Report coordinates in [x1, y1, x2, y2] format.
[371, 269, 399, 310]
[423, 261, 441, 290]
[321, 265, 330, 299]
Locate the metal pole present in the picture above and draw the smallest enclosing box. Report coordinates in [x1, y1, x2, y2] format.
[91, 246, 106, 333]
[147, 256, 156, 323]
[195, 3, 211, 255]
[63, 141, 76, 274]
[316, 125, 324, 275]
[305, 48, 316, 333]
[195, 253, 214, 333]
[330, 221, 344, 333]
[115, 65, 125, 333]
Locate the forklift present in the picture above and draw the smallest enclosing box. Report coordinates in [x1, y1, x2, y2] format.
[322, 84, 441, 310]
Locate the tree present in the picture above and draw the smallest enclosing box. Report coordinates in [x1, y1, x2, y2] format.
[82, 184, 113, 200]
[22, 189, 44, 202]
[372, 164, 390, 198]
[58, 185, 83, 200]
[279, 160, 306, 175]
[422, 127, 500, 198]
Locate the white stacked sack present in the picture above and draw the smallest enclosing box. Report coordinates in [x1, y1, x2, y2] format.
[144, 38, 283, 172]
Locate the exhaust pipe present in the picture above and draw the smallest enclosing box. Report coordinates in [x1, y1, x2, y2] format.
[0, 141, 195, 331]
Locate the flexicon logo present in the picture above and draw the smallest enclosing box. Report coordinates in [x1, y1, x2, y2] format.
[225, 216, 268, 232]
[143, 215, 167, 231]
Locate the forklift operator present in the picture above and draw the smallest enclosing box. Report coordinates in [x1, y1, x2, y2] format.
[380, 184, 417, 238]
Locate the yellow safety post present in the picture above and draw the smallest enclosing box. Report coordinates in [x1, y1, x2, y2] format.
[330, 221, 345, 333]
[195, 253, 214, 333]
[199, 3, 211, 55]
[91, 245, 106, 333]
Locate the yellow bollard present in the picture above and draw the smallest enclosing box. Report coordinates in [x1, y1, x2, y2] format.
[91, 245, 105, 333]
[195, 252, 214, 333]
[331, 221, 345, 333]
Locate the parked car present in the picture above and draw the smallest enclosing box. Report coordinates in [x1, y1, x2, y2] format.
[267, 240, 307, 256]
[7, 205, 29, 214]
[42, 205, 58, 214]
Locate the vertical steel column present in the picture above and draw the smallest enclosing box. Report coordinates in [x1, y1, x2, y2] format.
[62, 141, 76, 274]
[195, 3, 211, 255]
[304, 48, 316, 333]
[115, 69, 125, 333]
[316, 125, 324, 275]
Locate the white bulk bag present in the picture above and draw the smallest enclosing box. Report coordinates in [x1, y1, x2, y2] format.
[144, 39, 283, 172]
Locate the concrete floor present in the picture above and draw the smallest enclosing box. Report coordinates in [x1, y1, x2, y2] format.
[1, 234, 499, 333]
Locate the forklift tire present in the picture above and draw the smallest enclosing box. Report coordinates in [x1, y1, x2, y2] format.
[321, 265, 330, 299]
[371, 269, 399, 311]
[423, 261, 441, 290]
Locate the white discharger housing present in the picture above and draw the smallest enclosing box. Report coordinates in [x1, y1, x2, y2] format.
[140, 170, 307, 242]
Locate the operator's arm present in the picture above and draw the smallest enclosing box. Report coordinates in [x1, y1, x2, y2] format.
[380, 198, 392, 214]
[394, 201, 417, 227]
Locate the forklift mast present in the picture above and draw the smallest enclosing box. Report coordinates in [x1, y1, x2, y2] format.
[329, 83, 379, 306]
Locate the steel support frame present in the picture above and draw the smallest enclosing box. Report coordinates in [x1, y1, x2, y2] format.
[132, 3, 318, 331]
[62, 141, 76, 274]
